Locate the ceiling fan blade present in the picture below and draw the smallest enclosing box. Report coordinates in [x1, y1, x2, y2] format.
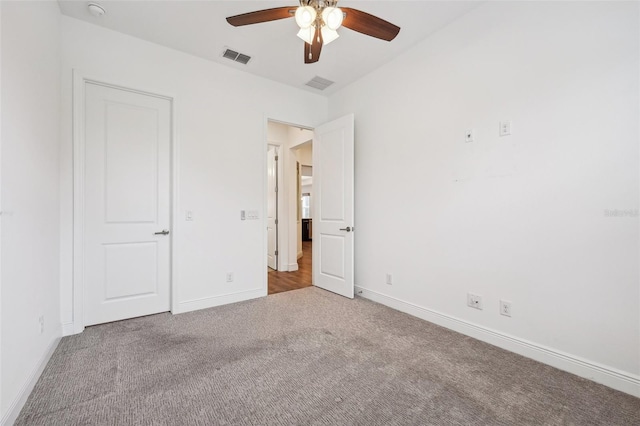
[304, 26, 323, 64]
[226, 7, 296, 26]
[341, 7, 401, 41]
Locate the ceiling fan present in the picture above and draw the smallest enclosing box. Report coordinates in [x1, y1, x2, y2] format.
[226, 1, 401, 64]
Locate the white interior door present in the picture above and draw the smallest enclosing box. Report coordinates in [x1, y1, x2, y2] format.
[267, 145, 278, 270]
[313, 114, 354, 298]
[84, 83, 171, 326]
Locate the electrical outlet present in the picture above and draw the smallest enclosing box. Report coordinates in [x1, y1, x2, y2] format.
[385, 273, 393, 285]
[38, 316, 44, 334]
[500, 300, 512, 317]
[467, 293, 483, 310]
[186, 210, 194, 221]
[226, 272, 234, 283]
[499, 121, 512, 136]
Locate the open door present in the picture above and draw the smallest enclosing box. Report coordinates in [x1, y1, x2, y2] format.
[312, 114, 354, 298]
[267, 145, 278, 270]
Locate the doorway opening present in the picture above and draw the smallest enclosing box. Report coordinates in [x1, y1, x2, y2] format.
[266, 120, 314, 295]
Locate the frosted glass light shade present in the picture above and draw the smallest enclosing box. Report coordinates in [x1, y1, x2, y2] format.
[322, 7, 343, 30]
[295, 6, 317, 29]
[321, 27, 339, 45]
[297, 27, 315, 45]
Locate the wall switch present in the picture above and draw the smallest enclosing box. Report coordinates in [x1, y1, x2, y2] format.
[500, 300, 512, 317]
[247, 210, 259, 220]
[240, 210, 246, 221]
[38, 316, 44, 334]
[499, 121, 512, 136]
[385, 273, 393, 285]
[186, 211, 194, 221]
[465, 129, 475, 143]
[226, 272, 234, 282]
[467, 293, 483, 310]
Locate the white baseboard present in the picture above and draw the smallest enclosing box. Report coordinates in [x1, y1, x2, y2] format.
[62, 322, 75, 336]
[1, 337, 60, 426]
[355, 286, 640, 398]
[287, 263, 299, 272]
[175, 288, 265, 314]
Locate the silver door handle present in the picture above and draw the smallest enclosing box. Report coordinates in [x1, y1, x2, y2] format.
[339, 226, 352, 232]
[154, 229, 170, 235]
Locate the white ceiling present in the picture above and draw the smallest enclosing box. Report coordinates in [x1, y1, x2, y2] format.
[58, 1, 481, 96]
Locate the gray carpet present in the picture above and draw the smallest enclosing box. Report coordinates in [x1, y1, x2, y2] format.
[16, 287, 640, 425]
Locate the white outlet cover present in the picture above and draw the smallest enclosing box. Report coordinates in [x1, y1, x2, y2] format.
[500, 300, 512, 317]
[499, 121, 512, 136]
[467, 293, 483, 310]
[465, 129, 474, 143]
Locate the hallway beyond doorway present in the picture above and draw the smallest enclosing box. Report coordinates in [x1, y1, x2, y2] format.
[268, 241, 312, 295]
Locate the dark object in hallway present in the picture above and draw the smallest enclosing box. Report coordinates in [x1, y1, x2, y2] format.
[302, 219, 312, 241]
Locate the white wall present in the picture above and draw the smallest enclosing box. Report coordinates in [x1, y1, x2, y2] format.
[59, 16, 328, 323]
[328, 1, 639, 392]
[1, 0, 61, 420]
[296, 144, 313, 167]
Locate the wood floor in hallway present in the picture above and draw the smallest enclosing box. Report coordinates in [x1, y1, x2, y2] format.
[268, 240, 312, 295]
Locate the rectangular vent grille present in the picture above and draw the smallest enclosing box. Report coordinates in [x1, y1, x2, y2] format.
[222, 48, 251, 65]
[305, 76, 335, 91]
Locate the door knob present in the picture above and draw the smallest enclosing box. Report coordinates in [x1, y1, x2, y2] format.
[339, 226, 352, 232]
[154, 229, 170, 235]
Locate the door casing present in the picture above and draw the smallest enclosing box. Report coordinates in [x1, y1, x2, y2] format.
[263, 114, 354, 298]
[72, 70, 178, 335]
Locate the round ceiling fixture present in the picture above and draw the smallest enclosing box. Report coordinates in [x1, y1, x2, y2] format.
[322, 7, 343, 31]
[87, 3, 106, 18]
[294, 6, 316, 29]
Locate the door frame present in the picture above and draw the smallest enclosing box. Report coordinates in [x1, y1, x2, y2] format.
[72, 70, 178, 334]
[262, 115, 315, 295]
[267, 144, 280, 270]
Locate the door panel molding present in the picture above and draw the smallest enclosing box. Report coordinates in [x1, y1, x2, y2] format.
[72, 70, 177, 334]
[313, 114, 355, 299]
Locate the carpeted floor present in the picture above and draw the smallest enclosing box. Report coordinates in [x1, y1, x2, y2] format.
[16, 287, 640, 425]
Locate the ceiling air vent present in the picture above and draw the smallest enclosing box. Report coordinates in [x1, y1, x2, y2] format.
[305, 76, 335, 91]
[222, 48, 251, 65]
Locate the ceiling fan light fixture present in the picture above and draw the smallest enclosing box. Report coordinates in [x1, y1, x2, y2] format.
[295, 6, 317, 29]
[297, 27, 315, 45]
[322, 7, 343, 30]
[320, 26, 339, 45]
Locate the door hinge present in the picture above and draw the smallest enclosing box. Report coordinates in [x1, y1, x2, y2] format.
[275, 219, 278, 225]
[275, 155, 279, 161]
[275, 250, 278, 255]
